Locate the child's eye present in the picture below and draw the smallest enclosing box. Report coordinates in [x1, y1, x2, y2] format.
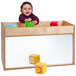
[28, 8, 31, 10]
[24, 8, 27, 10]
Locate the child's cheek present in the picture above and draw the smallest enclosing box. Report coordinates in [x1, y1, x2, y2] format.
[24, 10, 27, 14]
[29, 10, 32, 13]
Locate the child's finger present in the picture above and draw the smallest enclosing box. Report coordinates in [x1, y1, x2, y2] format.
[28, 19, 32, 22]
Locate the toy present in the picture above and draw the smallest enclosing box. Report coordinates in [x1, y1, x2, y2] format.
[5, 24, 17, 28]
[50, 21, 63, 26]
[29, 54, 40, 64]
[35, 62, 47, 74]
[50, 21, 58, 26]
[25, 21, 33, 27]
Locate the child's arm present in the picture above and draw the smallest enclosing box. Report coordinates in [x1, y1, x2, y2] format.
[19, 14, 26, 23]
[19, 14, 32, 23]
[32, 14, 39, 25]
[32, 20, 37, 25]
[19, 14, 31, 23]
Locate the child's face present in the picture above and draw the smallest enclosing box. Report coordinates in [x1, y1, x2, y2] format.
[21, 4, 33, 16]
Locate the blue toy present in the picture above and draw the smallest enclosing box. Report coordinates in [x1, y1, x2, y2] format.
[5, 24, 18, 28]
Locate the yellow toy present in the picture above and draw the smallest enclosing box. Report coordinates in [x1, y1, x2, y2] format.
[35, 62, 47, 74]
[29, 54, 40, 64]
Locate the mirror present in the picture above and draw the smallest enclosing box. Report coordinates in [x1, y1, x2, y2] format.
[5, 34, 73, 68]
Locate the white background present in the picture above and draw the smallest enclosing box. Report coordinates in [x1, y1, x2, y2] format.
[0, 0, 76, 76]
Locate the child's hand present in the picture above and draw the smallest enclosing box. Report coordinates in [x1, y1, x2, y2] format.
[25, 18, 32, 22]
[28, 18, 32, 22]
[25, 19, 28, 21]
[32, 20, 37, 25]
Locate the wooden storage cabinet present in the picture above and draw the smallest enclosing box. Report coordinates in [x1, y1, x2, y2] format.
[1, 21, 75, 70]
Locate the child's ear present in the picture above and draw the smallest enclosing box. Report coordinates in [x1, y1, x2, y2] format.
[20, 10, 22, 13]
[32, 9, 33, 12]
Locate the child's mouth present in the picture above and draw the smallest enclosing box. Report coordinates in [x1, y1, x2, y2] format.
[26, 12, 29, 14]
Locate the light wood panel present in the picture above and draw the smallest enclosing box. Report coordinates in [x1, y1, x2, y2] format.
[62, 20, 73, 26]
[1, 22, 5, 69]
[2, 21, 74, 28]
[5, 26, 73, 37]
[73, 25, 75, 65]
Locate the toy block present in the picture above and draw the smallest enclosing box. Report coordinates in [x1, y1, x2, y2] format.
[35, 62, 47, 74]
[25, 21, 33, 27]
[29, 54, 40, 64]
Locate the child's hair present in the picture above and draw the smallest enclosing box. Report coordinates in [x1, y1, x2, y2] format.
[21, 2, 33, 10]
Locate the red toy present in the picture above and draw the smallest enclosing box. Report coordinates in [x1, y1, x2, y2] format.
[50, 21, 58, 26]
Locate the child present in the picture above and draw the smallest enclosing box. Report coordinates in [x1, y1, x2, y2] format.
[19, 2, 39, 25]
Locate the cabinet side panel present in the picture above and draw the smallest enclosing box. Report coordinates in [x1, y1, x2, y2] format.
[1, 23, 5, 68]
[73, 26, 75, 64]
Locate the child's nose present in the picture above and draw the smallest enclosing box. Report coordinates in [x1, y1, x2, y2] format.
[26, 9, 29, 11]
